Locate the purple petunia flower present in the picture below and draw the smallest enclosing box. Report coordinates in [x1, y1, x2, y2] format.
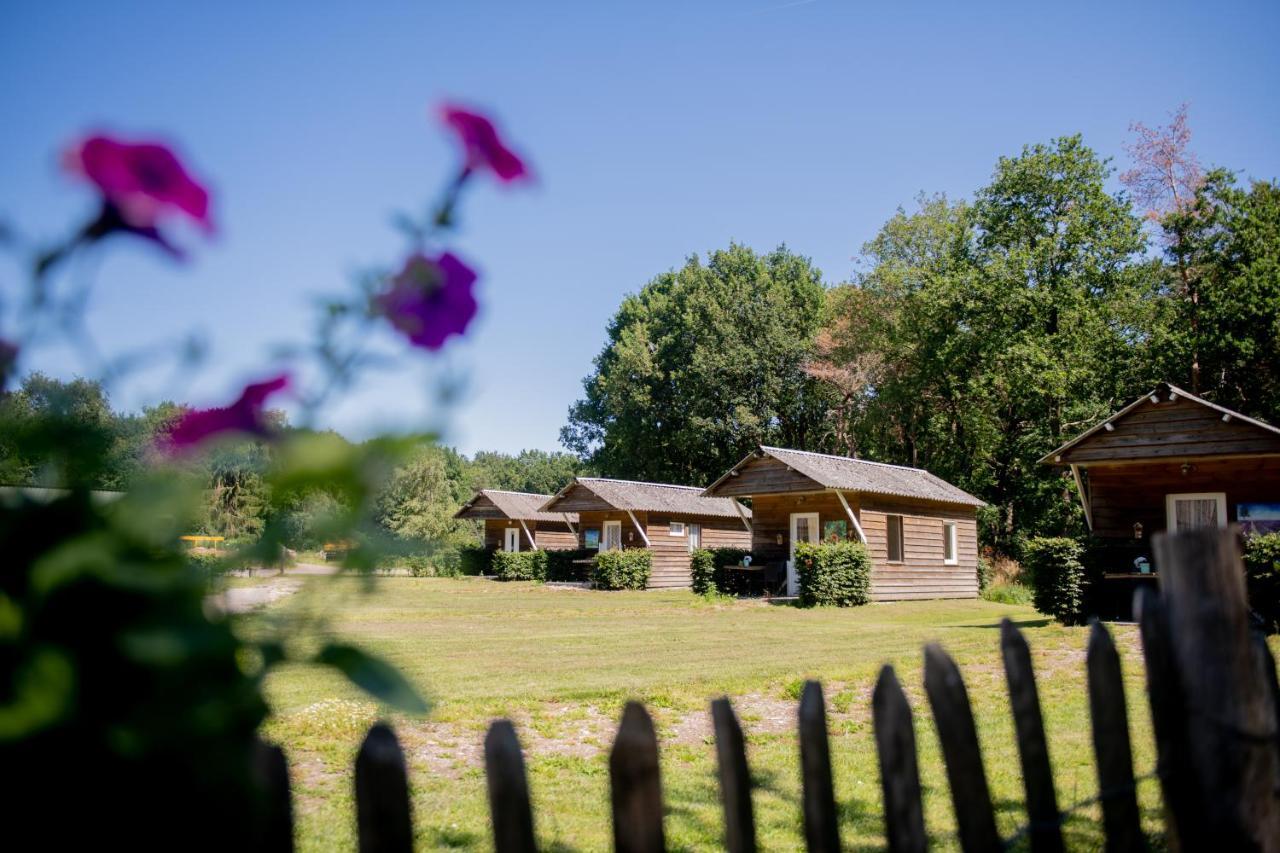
[375, 252, 479, 351]
[438, 104, 529, 184]
[64, 135, 213, 231]
[162, 374, 289, 453]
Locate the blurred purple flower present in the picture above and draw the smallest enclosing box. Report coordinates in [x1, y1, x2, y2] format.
[64, 135, 212, 231]
[438, 105, 529, 184]
[163, 374, 290, 453]
[0, 339, 17, 392]
[376, 252, 478, 350]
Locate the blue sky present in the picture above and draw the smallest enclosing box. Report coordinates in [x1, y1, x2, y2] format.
[3, 1, 1278, 456]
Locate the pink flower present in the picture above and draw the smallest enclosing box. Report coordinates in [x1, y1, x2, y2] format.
[375, 252, 478, 350]
[64, 135, 213, 232]
[163, 374, 289, 452]
[438, 105, 529, 183]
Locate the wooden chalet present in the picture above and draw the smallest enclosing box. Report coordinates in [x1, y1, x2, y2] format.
[1042, 381, 1280, 551]
[538, 478, 752, 589]
[702, 446, 985, 601]
[453, 489, 578, 552]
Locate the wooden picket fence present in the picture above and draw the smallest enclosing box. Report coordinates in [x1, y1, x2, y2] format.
[252, 528, 1280, 851]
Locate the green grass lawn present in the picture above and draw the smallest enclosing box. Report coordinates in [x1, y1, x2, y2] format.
[253, 577, 1169, 851]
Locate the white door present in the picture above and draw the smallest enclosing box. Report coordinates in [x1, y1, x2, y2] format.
[687, 523, 702, 553]
[788, 512, 820, 596]
[504, 526, 521, 552]
[602, 520, 623, 551]
[1165, 492, 1227, 533]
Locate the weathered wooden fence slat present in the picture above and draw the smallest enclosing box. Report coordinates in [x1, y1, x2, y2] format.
[923, 642, 1002, 853]
[484, 720, 538, 853]
[252, 737, 294, 853]
[999, 619, 1064, 853]
[354, 723, 413, 853]
[1086, 620, 1144, 853]
[712, 697, 757, 853]
[610, 701, 665, 853]
[872, 664, 927, 853]
[797, 680, 840, 853]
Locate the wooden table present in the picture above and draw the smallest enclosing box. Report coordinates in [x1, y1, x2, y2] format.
[726, 564, 768, 596]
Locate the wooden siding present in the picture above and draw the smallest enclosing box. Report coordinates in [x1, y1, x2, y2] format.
[748, 492, 852, 565]
[574, 510, 750, 590]
[1085, 456, 1280, 540]
[708, 454, 823, 498]
[482, 519, 576, 551]
[1059, 394, 1280, 464]
[545, 483, 615, 513]
[461, 494, 509, 520]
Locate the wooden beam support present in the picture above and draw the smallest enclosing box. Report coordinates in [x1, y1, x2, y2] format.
[731, 499, 753, 535]
[519, 519, 539, 551]
[833, 490, 867, 543]
[1071, 464, 1093, 531]
[626, 510, 651, 547]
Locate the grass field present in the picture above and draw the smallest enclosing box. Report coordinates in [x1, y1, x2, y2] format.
[250, 576, 1169, 851]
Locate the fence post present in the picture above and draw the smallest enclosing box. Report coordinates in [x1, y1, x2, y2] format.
[1086, 620, 1143, 852]
[354, 723, 413, 853]
[872, 664, 927, 853]
[485, 720, 538, 853]
[610, 702, 665, 853]
[798, 680, 840, 853]
[252, 738, 294, 853]
[923, 643, 1001, 852]
[712, 697, 757, 853]
[1152, 527, 1280, 851]
[999, 620, 1064, 853]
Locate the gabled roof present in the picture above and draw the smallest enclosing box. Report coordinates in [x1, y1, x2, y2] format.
[540, 477, 750, 519]
[453, 489, 579, 523]
[703, 446, 985, 507]
[1039, 383, 1280, 465]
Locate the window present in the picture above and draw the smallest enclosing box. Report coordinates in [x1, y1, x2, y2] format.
[887, 515, 904, 563]
[687, 523, 701, 553]
[602, 520, 623, 551]
[583, 528, 600, 549]
[943, 522, 957, 565]
[504, 527, 521, 553]
[1165, 492, 1227, 532]
[669, 521, 685, 536]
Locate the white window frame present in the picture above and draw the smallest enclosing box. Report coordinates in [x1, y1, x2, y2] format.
[1165, 492, 1228, 532]
[601, 520, 622, 551]
[668, 521, 685, 536]
[503, 526, 521, 553]
[886, 514, 904, 564]
[687, 523, 701, 553]
[943, 521, 958, 565]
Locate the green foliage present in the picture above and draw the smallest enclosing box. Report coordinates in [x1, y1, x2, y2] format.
[1243, 533, 1280, 634]
[458, 546, 493, 576]
[467, 449, 585, 495]
[545, 548, 596, 582]
[592, 549, 651, 590]
[404, 553, 461, 578]
[794, 541, 871, 607]
[491, 549, 548, 582]
[313, 643, 429, 714]
[562, 243, 833, 484]
[977, 556, 993, 592]
[690, 548, 716, 595]
[981, 581, 1034, 606]
[690, 547, 753, 595]
[1025, 537, 1087, 625]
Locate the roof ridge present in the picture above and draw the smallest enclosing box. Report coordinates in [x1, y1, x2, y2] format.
[481, 488, 553, 497]
[761, 445, 926, 473]
[577, 477, 707, 492]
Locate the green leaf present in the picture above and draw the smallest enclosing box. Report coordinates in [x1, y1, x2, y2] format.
[314, 643, 429, 714]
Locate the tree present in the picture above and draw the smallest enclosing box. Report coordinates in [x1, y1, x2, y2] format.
[467, 448, 583, 495]
[561, 243, 832, 484]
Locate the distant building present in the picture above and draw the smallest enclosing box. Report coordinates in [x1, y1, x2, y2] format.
[453, 489, 579, 552]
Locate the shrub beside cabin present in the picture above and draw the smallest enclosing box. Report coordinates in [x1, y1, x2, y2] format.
[453, 489, 578, 552]
[702, 446, 984, 600]
[539, 477, 752, 589]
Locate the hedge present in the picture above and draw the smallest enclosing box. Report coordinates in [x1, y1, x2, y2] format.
[795, 541, 871, 607]
[1244, 532, 1280, 634]
[593, 549, 651, 591]
[690, 547, 753, 595]
[458, 547, 492, 576]
[1025, 537, 1086, 625]
[491, 549, 548, 582]
[546, 548, 597, 582]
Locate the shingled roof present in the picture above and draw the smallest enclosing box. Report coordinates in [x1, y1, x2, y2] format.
[540, 477, 750, 519]
[704, 446, 985, 507]
[453, 489, 579, 523]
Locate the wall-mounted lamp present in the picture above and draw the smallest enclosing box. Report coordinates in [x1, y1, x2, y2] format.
[1133, 522, 1144, 540]
[1181, 462, 1195, 477]
[776, 533, 784, 545]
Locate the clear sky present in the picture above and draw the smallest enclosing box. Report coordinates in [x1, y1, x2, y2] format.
[3, 1, 1278, 456]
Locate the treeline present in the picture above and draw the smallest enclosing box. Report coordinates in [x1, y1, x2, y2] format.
[563, 127, 1280, 555]
[0, 372, 583, 559]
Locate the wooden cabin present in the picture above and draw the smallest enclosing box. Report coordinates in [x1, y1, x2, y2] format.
[702, 446, 984, 600]
[538, 478, 752, 589]
[1041, 382, 1280, 556]
[453, 489, 579, 552]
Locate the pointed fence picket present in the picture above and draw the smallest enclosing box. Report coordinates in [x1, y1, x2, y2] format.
[250, 527, 1280, 852]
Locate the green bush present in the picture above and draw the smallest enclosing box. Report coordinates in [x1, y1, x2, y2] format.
[982, 581, 1034, 606]
[690, 549, 716, 594]
[1025, 537, 1087, 625]
[709, 547, 752, 595]
[977, 556, 993, 592]
[593, 549, 651, 590]
[1244, 533, 1280, 634]
[186, 550, 229, 578]
[491, 549, 548, 582]
[795, 541, 871, 607]
[546, 548, 597, 582]
[404, 553, 461, 578]
[690, 547, 753, 595]
[459, 547, 492, 576]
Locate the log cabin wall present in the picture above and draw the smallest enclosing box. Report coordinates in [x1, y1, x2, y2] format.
[1086, 456, 1280, 540]
[711, 454, 824, 498]
[533, 523, 578, 550]
[748, 492, 852, 565]
[574, 510, 645, 552]
[645, 514, 752, 589]
[858, 498, 979, 601]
